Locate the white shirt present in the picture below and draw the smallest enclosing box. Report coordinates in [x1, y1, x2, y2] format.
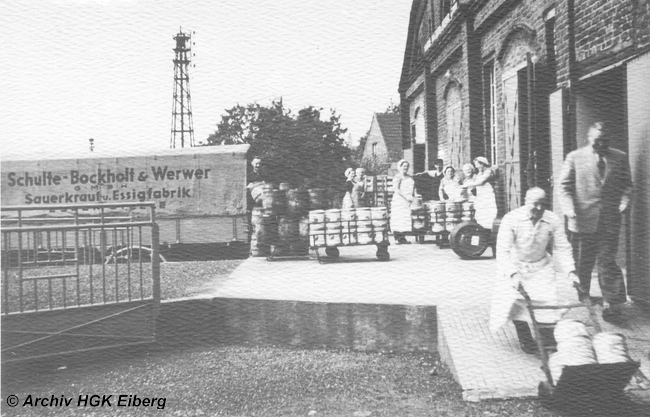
[497, 206, 575, 279]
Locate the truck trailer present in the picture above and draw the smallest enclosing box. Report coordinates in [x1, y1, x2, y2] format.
[1, 145, 250, 262]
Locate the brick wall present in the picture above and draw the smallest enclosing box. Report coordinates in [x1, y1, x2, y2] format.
[477, 0, 553, 164]
[574, 0, 635, 63]
[435, 54, 471, 167]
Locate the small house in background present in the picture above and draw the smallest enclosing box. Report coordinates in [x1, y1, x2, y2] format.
[359, 113, 403, 176]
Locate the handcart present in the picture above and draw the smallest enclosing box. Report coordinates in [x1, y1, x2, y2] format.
[311, 233, 390, 264]
[518, 283, 640, 411]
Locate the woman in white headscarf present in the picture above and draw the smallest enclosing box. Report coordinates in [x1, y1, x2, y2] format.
[351, 167, 366, 208]
[342, 168, 355, 209]
[462, 156, 498, 229]
[390, 159, 415, 244]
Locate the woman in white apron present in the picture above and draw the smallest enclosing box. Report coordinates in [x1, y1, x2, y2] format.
[462, 156, 498, 229]
[341, 168, 355, 209]
[390, 160, 414, 244]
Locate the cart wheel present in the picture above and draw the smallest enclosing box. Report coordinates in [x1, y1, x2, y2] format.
[325, 247, 339, 258]
[376, 248, 390, 261]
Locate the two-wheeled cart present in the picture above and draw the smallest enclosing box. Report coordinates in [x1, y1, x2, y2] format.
[518, 283, 640, 412]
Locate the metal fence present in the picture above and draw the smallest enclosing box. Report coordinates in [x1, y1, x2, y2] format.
[1, 202, 160, 362]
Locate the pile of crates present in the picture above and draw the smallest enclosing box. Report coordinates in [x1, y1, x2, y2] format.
[364, 175, 393, 208]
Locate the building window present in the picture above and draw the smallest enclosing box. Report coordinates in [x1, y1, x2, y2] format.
[544, 9, 557, 86]
[372, 143, 378, 157]
[483, 62, 498, 164]
[411, 125, 417, 143]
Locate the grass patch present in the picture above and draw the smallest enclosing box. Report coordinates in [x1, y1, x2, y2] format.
[2, 345, 563, 417]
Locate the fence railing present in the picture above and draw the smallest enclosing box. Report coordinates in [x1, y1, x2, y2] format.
[1, 202, 161, 315]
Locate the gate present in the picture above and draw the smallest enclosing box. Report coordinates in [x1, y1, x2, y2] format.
[1, 202, 161, 363]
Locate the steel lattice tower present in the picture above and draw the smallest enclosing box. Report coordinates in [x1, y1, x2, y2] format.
[170, 29, 195, 148]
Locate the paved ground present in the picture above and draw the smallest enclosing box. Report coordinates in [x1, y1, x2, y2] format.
[196, 240, 650, 402]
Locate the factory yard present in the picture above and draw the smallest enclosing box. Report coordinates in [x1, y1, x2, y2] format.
[3, 246, 649, 416]
[3, 343, 561, 417]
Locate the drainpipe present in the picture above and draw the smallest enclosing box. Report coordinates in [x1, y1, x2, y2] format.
[526, 52, 536, 188]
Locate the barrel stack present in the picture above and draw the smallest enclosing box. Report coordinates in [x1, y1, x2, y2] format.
[250, 185, 312, 257]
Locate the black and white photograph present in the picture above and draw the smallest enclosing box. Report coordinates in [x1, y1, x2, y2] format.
[2, 0, 649, 416]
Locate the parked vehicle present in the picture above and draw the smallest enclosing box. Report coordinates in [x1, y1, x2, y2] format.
[1, 145, 250, 262]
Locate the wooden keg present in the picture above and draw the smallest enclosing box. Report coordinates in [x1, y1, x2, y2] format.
[431, 201, 446, 214]
[308, 189, 327, 210]
[446, 201, 462, 213]
[250, 207, 277, 256]
[324, 209, 342, 223]
[286, 189, 310, 216]
[291, 216, 310, 255]
[411, 209, 427, 230]
[341, 225, 358, 245]
[449, 222, 491, 259]
[356, 208, 372, 221]
[325, 221, 342, 246]
[277, 216, 300, 255]
[370, 207, 388, 220]
[309, 209, 326, 224]
[357, 224, 374, 244]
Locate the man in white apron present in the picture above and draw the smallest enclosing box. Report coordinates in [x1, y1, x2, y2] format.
[489, 187, 581, 354]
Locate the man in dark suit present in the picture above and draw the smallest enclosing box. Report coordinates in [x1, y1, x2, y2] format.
[558, 122, 633, 321]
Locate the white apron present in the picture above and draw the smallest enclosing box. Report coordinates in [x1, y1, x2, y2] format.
[390, 175, 414, 233]
[489, 255, 576, 332]
[474, 181, 497, 229]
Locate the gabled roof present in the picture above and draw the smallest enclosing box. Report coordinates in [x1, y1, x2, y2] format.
[375, 113, 403, 162]
[399, 0, 427, 93]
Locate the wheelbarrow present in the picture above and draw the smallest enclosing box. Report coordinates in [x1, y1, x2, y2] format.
[518, 283, 640, 412]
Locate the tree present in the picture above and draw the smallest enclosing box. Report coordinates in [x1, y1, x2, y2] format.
[358, 154, 392, 176]
[203, 100, 353, 190]
[385, 99, 400, 114]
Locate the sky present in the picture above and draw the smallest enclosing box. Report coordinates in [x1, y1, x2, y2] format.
[1, 0, 412, 159]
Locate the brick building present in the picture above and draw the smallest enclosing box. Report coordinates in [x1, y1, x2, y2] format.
[399, 0, 650, 303]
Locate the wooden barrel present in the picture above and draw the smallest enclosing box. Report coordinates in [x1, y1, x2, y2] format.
[308, 189, 327, 210]
[449, 222, 491, 259]
[341, 225, 357, 245]
[309, 209, 326, 224]
[411, 194, 424, 211]
[250, 182, 267, 205]
[276, 216, 300, 256]
[250, 208, 277, 256]
[357, 224, 374, 244]
[370, 207, 388, 220]
[411, 208, 427, 230]
[325, 209, 341, 223]
[356, 208, 371, 221]
[446, 201, 462, 213]
[290, 216, 310, 255]
[286, 189, 310, 216]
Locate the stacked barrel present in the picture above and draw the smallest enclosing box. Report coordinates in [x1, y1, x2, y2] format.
[445, 202, 463, 231]
[250, 185, 312, 257]
[421, 200, 475, 235]
[309, 206, 389, 248]
[426, 201, 447, 233]
[408, 195, 425, 232]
